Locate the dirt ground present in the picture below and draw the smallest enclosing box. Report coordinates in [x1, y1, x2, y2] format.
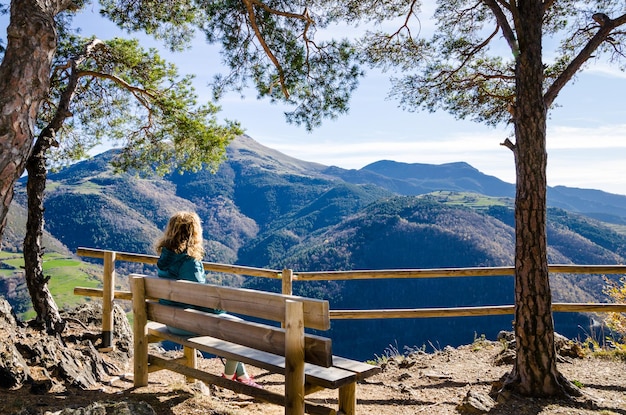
[1, 338, 625, 415]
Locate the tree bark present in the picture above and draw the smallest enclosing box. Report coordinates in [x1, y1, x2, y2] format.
[24, 134, 65, 334]
[507, 0, 562, 396]
[0, 0, 66, 245]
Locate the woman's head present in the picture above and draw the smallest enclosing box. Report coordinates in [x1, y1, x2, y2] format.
[155, 211, 204, 260]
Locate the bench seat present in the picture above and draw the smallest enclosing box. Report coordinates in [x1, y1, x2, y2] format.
[147, 322, 365, 389]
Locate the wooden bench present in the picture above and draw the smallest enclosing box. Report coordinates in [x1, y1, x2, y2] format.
[130, 274, 380, 415]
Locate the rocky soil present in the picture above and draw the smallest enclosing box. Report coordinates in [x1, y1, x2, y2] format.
[0, 299, 625, 415]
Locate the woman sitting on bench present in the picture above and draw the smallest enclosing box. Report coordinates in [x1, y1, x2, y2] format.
[155, 210, 262, 388]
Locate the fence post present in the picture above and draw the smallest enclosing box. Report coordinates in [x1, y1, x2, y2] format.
[282, 268, 293, 296]
[101, 250, 116, 351]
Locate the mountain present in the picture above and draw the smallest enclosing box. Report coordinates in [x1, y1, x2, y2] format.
[548, 186, 626, 224]
[4, 134, 626, 359]
[327, 160, 515, 197]
[326, 159, 626, 225]
[3, 201, 70, 255]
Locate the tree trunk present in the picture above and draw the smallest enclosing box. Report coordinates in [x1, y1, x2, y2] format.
[0, 0, 64, 245]
[24, 134, 65, 334]
[507, 0, 562, 396]
[21, 29, 83, 334]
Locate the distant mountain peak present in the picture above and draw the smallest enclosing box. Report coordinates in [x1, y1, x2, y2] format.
[227, 135, 328, 176]
[362, 160, 485, 180]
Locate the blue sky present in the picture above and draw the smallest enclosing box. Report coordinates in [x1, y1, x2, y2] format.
[73, 8, 626, 196]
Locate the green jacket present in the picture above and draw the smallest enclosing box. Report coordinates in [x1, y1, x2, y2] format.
[156, 247, 223, 314]
[157, 247, 205, 283]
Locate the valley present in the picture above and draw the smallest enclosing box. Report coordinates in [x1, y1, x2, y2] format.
[3, 135, 626, 359]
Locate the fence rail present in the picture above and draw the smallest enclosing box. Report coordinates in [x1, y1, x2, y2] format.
[74, 247, 626, 350]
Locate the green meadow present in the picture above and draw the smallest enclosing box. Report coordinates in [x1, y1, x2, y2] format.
[0, 251, 102, 319]
[427, 191, 512, 209]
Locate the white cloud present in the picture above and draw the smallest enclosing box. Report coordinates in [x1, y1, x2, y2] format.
[548, 124, 626, 150]
[585, 64, 626, 79]
[263, 129, 516, 180]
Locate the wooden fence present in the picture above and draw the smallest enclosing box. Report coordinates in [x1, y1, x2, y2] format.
[73, 247, 626, 350]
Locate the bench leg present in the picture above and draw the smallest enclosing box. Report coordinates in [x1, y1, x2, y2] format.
[131, 276, 148, 387]
[338, 382, 356, 415]
[285, 300, 305, 415]
[183, 346, 197, 383]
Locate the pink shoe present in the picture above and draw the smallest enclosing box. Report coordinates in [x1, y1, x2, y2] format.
[221, 373, 263, 389]
[235, 375, 263, 389]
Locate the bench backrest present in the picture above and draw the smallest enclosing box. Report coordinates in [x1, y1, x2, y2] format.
[130, 274, 333, 367]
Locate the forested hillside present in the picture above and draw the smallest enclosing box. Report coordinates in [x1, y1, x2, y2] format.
[4, 135, 626, 358]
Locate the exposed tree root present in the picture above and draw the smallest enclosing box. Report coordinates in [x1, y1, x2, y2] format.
[491, 369, 587, 406]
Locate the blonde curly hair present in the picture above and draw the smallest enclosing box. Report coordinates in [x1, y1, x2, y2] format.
[155, 211, 205, 260]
